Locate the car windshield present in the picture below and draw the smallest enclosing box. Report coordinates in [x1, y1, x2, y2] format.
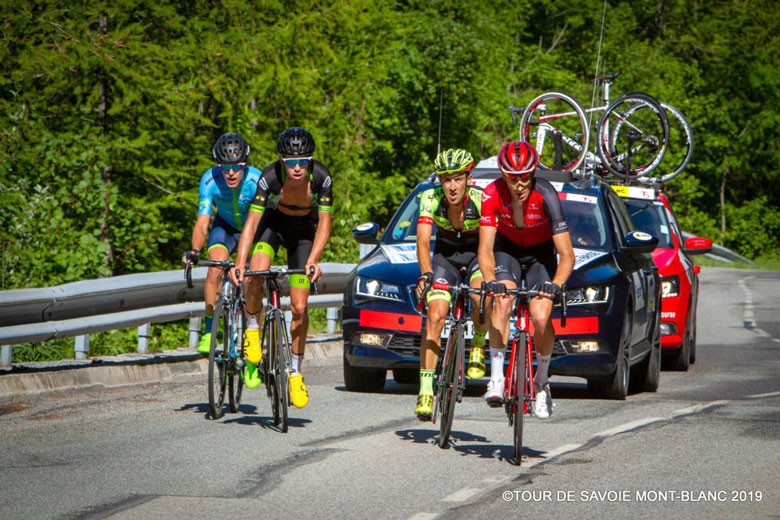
[624, 200, 674, 248]
[381, 182, 611, 251]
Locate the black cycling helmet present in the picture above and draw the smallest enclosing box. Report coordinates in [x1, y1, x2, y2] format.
[277, 127, 315, 156]
[213, 132, 250, 163]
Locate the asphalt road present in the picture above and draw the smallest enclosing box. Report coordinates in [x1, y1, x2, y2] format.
[0, 267, 778, 519]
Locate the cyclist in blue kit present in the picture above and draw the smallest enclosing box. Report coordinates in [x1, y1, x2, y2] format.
[182, 132, 262, 355]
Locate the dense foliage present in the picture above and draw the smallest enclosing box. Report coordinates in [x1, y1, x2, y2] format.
[2, 0, 780, 291]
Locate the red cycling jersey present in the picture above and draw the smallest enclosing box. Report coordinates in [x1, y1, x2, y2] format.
[480, 177, 568, 248]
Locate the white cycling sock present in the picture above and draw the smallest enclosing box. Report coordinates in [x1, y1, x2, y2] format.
[246, 312, 259, 329]
[535, 353, 551, 389]
[291, 353, 303, 373]
[490, 348, 505, 381]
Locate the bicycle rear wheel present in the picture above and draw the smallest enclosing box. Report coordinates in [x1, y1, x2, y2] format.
[228, 302, 244, 413]
[597, 91, 669, 180]
[512, 332, 529, 466]
[519, 91, 590, 172]
[437, 325, 463, 449]
[208, 300, 229, 420]
[635, 102, 693, 184]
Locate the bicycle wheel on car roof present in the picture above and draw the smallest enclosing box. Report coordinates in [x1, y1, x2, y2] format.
[634, 102, 693, 184]
[519, 90, 590, 172]
[437, 325, 462, 449]
[208, 300, 229, 420]
[597, 91, 669, 180]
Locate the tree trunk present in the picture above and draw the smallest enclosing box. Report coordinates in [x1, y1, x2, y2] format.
[720, 167, 728, 240]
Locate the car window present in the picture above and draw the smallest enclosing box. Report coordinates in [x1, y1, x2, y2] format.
[561, 194, 609, 250]
[624, 200, 674, 248]
[383, 190, 425, 244]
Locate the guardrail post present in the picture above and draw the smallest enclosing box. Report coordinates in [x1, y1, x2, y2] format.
[74, 335, 89, 360]
[326, 307, 339, 334]
[188, 317, 201, 349]
[137, 323, 151, 354]
[1, 345, 11, 370]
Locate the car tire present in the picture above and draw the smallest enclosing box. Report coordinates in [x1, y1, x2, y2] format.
[688, 305, 697, 365]
[605, 310, 632, 400]
[670, 307, 691, 371]
[392, 369, 419, 386]
[631, 310, 661, 393]
[343, 350, 387, 392]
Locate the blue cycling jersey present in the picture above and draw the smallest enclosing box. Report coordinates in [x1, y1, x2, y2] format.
[197, 166, 262, 231]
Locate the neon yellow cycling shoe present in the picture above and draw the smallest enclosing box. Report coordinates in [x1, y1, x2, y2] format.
[289, 373, 309, 408]
[197, 333, 211, 355]
[244, 329, 261, 364]
[467, 346, 486, 379]
[415, 394, 433, 420]
[243, 361, 262, 389]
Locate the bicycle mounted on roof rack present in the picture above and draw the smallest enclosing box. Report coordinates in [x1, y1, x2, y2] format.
[508, 70, 693, 186]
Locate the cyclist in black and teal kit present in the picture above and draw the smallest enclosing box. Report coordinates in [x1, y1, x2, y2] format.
[182, 132, 262, 355]
[414, 148, 491, 419]
[231, 127, 332, 408]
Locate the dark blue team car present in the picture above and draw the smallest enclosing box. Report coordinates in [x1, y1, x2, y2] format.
[342, 158, 662, 399]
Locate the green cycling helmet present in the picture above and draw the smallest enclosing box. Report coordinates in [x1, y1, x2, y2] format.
[434, 148, 474, 175]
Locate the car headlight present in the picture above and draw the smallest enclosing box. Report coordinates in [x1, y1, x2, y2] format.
[661, 276, 680, 298]
[566, 286, 610, 305]
[355, 276, 405, 302]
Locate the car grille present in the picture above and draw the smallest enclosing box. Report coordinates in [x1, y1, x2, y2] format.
[387, 335, 421, 357]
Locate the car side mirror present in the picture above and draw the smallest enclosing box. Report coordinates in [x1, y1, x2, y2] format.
[682, 236, 713, 255]
[623, 230, 658, 254]
[352, 222, 380, 245]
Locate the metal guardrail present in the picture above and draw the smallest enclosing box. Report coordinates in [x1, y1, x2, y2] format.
[680, 232, 754, 264]
[0, 263, 356, 368]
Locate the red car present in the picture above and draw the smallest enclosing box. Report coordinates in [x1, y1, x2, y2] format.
[616, 185, 712, 370]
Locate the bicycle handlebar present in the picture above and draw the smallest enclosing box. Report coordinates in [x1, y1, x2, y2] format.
[244, 266, 319, 295]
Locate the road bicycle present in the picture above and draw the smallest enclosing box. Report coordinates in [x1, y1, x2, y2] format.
[184, 257, 245, 420]
[244, 267, 314, 433]
[482, 270, 567, 466]
[417, 267, 483, 449]
[510, 71, 688, 181]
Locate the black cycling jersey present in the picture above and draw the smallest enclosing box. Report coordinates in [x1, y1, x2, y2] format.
[250, 160, 333, 214]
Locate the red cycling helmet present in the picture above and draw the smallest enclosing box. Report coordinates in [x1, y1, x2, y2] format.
[497, 140, 538, 178]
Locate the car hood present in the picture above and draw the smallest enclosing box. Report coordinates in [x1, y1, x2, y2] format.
[567, 247, 620, 287]
[357, 243, 421, 285]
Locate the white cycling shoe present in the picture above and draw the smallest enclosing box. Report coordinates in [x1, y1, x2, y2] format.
[534, 383, 555, 419]
[483, 378, 504, 407]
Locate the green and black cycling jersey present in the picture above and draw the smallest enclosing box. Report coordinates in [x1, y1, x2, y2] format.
[417, 185, 483, 256]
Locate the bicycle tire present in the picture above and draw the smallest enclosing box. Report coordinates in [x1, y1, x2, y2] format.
[208, 300, 229, 420]
[519, 90, 590, 172]
[228, 301, 244, 413]
[597, 91, 669, 179]
[274, 312, 290, 433]
[512, 331, 529, 466]
[634, 102, 693, 184]
[437, 325, 462, 449]
[262, 316, 281, 425]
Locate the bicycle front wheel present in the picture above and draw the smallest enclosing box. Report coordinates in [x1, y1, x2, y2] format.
[519, 90, 590, 172]
[208, 300, 229, 420]
[512, 332, 529, 466]
[437, 325, 463, 449]
[228, 301, 244, 413]
[274, 312, 290, 433]
[597, 91, 669, 180]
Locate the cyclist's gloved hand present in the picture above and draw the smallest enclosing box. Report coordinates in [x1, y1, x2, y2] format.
[541, 281, 561, 298]
[182, 248, 200, 263]
[487, 280, 507, 295]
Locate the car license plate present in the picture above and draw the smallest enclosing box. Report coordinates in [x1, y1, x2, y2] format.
[441, 319, 474, 339]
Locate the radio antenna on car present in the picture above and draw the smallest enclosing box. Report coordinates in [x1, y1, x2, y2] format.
[437, 89, 443, 155]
